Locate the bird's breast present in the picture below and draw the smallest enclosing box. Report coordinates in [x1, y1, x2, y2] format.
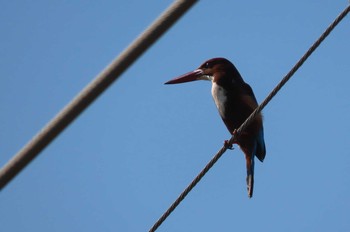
[211, 82, 228, 118]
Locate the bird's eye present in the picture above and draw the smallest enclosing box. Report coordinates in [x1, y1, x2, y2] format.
[204, 62, 210, 68]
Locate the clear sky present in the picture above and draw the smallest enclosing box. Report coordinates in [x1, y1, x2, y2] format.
[1, 1, 350, 232]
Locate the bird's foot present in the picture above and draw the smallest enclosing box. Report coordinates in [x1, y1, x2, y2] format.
[232, 129, 239, 140]
[224, 140, 234, 150]
[224, 129, 240, 149]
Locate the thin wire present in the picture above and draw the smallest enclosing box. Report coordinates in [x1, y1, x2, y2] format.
[0, 0, 198, 190]
[149, 4, 350, 232]
[231, 4, 350, 142]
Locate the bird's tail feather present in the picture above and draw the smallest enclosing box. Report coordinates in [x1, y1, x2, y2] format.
[246, 155, 255, 198]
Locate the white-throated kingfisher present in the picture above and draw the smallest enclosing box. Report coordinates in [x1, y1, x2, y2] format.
[165, 57, 266, 198]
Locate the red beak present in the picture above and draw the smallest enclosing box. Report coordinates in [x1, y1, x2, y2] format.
[165, 69, 203, 84]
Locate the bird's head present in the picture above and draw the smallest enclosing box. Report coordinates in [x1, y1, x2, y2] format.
[165, 57, 244, 85]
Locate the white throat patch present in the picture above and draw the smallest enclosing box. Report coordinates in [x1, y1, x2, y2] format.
[211, 82, 227, 117]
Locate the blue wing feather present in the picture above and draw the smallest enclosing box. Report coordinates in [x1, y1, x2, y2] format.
[255, 127, 266, 162]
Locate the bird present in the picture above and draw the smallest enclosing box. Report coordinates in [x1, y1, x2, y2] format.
[165, 57, 266, 198]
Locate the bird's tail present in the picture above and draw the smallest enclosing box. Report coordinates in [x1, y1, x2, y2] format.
[246, 155, 255, 198]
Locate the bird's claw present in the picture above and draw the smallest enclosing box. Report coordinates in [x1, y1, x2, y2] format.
[224, 129, 240, 149]
[231, 129, 239, 144]
[232, 129, 238, 138]
[224, 140, 234, 150]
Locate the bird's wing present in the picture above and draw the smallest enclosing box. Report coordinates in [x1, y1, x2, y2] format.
[255, 127, 266, 162]
[240, 83, 259, 110]
[241, 83, 266, 162]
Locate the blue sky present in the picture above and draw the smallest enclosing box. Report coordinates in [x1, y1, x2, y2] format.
[1, 1, 350, 231]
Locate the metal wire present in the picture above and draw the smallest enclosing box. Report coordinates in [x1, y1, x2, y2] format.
[149, 4, 350, 232]
[0, 0, 198, 190]
[232, 4, 350, 142]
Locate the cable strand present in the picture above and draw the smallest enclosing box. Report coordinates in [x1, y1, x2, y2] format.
[233, 4, 350, 140]
[0, 0, 198, 190]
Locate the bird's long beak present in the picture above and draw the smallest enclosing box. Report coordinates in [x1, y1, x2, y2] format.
[165, 69, 204, 84]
